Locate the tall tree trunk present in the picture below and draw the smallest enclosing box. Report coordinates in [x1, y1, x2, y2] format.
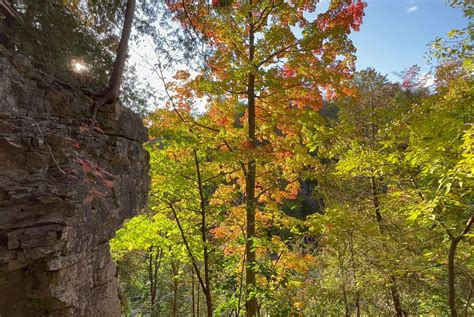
[154, 249, 161, 304]
[92, 0, 136, 119]
[370, 176, 403, 316]
[0, 0, 17, 47]
[192, 268, 196, 317]
[448, 237, 460, 317]
[245, 2, 257, 315]
[147, 246, 162, 309]
[463, 278, 473, 317]
[411, 178, 473, 317]
[197, 281, 200, 317]
[171, 261, 179, 317]
[170, 204, 209, 313]
[147, 247, 156, 306]
[348, 231, 361, 317]
[370, 176, 383, 223]
[338, 247, 350, 317]
[0, 0, 135, 118]
[389, 276, 403, 317]
[237, 252, 246, 317]
[447, 216, 473, 317]
[193, 150, 213, 317]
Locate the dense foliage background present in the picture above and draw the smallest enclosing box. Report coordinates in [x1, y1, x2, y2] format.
[3, 0, 472, 316]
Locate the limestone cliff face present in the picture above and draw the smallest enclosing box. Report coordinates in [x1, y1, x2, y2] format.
[0, 49, 149, 316]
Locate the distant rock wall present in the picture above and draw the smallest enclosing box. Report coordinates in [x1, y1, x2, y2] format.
[0, 48, 149, 316]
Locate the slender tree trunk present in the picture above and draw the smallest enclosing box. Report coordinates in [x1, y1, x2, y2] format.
[244, 2, 257, 316]
[447, 216, 473, 317]
[348, 231, 361, 317]
[355, 289, 361, 317]
[170, 197, 213, 316]
[193, 150, 213, 317]
[0, 0, 18, 47]
[245, 3, 257, 315]
[448, 237, 460, 317]
[237, 252, 246, 317]
[92, 0, 136, 118]
[192, 269, 196, 317]
[147, 247, 156, 306]
[171, 261, 179, 317]
[370, 176, 383, 223]
[356, 299, 361, 317]
[170, 204, 208, 309]
[155, 248, 162, 307]
[204, 269, 212, 315]
[389, 276, 403, 317]
[147, 246, 162, 309]
[463, 278, 473, 317]
[370, 176, 403, 316]
[0, 0, 134, 117]
[197, 282, 200, 317]
[411, 179, 473, 317]
[338, 247, 350, 317]
[0, 0, 17, 19]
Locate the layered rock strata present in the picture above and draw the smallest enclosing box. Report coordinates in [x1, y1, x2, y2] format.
[0, 50, 149, 316]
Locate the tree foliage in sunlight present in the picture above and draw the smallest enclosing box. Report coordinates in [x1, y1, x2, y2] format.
[104, 1, 473, 316]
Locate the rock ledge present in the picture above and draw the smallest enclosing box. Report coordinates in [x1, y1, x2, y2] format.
[0, 51, 149, 316]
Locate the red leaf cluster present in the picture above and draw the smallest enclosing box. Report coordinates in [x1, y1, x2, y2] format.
[401, 65, 421, 90]
[347, 0, 367, 32]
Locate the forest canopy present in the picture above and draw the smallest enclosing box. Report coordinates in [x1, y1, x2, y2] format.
[2, 0, 472, 316]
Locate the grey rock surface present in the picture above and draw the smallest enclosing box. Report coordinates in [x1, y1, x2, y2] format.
[0, 51, 149, 316]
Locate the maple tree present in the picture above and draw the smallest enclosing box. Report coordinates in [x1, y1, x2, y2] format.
[162, 1, 367, 315]
[104, 1, 473, 315]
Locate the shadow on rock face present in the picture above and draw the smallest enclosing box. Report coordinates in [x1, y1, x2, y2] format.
[0, 51, 150, 316]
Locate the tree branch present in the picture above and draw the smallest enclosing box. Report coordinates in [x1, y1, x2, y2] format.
[257, 42, 299, 68]
[168, 203, 208, 294]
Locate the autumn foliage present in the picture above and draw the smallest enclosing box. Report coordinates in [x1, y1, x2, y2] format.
[111, 1, 472, 317]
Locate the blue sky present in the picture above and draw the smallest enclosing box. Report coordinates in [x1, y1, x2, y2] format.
[350, 0, 468, 80]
